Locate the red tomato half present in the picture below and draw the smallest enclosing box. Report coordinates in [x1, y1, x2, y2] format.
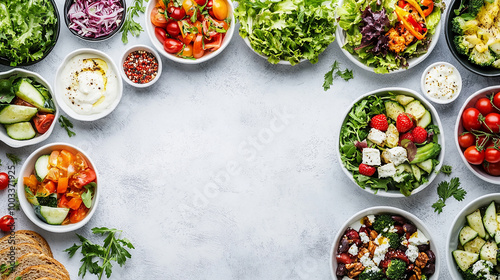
[151, 6, 168, 28]
[475, 97, 494, 115]
[458, 132, 475, 149]
[483, 113, 500, 133]
[70, 169, 96, 189]
[462, 108, 482, 131]
[155, 27, 167, 45]
[164, 38, 184, 53]
[33, 113, 55, 134]
[464, 146, 485, 165]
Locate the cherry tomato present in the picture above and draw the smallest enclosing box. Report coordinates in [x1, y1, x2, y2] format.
[164, 38, 184, 53]
[69, 204, 89, 224]
[32, 113, 55, 134]
[195, 0, 207, 5]
[484, 161, 500, 176]
[182, 0, 197, 16]
[168, 6, 186, 20]
[0, 173, 8, 190]
[0, 215, 14, 232]
[193, 34, 205, 58]
[212, 0, 228, 20]
[458, 132, 475, 149]
[477, 135, 493, 148]
[485, 145, 500, 163]
[464, 146, 485, 165]
[182, 44, 193, 57]
[206, 0, 214, 17]
[475, 97, 494, 116]
[155, 27, 167, 45]
[70, 168, 96, 189]
[166, 20, 181, 36]
[493, 92, 500, 109]
[483, 113, 500, 133]
[151, 6, 168, 28]
[462, 108, 482, 131]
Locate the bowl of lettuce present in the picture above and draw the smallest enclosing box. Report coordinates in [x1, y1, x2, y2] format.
[0, 0, 60, 67]
[336, 0, 443, 73]
[235, 0, 337, 65]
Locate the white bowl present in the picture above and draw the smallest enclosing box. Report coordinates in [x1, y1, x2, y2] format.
[54, 48, 123, 121]
[330, 206, 440, 280]
[337, 87, 445, 197]
[120, 44, 163, 88]
[335, 3, 442, 74]
[447, 193, 500, 279]
[17, 142, 100, 233]
[145, 0, 235, 64]
[455, 85, 500, 184]
[0, 69, 60, 148]
[242, 37, 306, 65]
[420, 62, 462, 105]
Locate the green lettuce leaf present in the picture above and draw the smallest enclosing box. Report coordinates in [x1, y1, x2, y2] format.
[426, 7, 441, 35]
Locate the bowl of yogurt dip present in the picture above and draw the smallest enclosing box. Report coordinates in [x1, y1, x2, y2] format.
[54, 48, 123, 121]
[421, 62, 462, 105]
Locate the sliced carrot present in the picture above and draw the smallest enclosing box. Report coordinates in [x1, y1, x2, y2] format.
[57, 177, 68, 193]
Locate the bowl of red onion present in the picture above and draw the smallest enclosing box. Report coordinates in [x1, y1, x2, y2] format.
[64, 0, 126, 42]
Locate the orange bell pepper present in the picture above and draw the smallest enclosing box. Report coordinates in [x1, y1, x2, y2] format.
[57, 177, 68, 193]
[24, 175, 38, 193]
[395, 6, 426, 40]
[67, 197, 83, 210]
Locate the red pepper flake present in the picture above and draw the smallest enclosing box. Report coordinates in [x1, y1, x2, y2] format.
[123, 50, 159, 84]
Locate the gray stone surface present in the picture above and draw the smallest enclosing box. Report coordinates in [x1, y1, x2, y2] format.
[0, 0, 498, 279]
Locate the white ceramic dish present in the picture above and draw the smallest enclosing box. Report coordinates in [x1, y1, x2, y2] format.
[17, 143, 100, 233]
[330, 206, 440, 280]
[420, 61, 462, 105]
[446, 193, 500, 279]
[145, 0, 235, 64]
[455, 85, 500, 184]
[242, 37, 306, 65]
[0, 69, 60, 148]
[337, 87, 445, 197]
[54, 48, 123, 122]
[335, 2, 442, 74]
[120, 44, 163, 88]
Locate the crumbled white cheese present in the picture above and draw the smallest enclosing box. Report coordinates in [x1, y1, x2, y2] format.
[373, 242, 390, 265]
[362, 148, 381, 166]
[360, 232, 370, 244]
[378, 163, 396, 178]
[388, 225, 397, 233]
[366, 266, 381, 273]
[405, 244, 419, 262]
[472, 260, 494, 277]
[367, 128, 387, 146]
[408, 229, 429, 246]
[367, 215, 375, 224]
[384, 147, 408, 166]
[348, 244, 359, 256]
[360, 253, 376, 268]
[401, 239, 409, 246]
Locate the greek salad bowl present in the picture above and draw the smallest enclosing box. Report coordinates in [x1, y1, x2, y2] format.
[337, 87, 445, 198]
[335, 0, 442, 74]
[447, 193, 500, 279]
[330, 206, 440, 280]
[18, 143, 100, 233]
[0, 69, 60, 148]
[455, 85, 500, 184]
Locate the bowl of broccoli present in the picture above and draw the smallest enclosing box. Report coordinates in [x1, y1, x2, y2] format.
[445, 0, 500, 76]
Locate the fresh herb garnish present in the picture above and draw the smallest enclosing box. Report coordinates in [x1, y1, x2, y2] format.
[82, 182, 96, 208]
[323, 61, 354, 91]
[121, 0, 146, 44]
[6, 154, 20, 165]
[432, 177, 466, 214]
[0, 261, 18, 276]
[65, 227, 134, 280]
[440, 165, 452, 175]
[59, 115, 76, 137]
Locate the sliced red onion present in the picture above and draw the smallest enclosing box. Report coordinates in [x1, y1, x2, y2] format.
[67, 0, 124, 38]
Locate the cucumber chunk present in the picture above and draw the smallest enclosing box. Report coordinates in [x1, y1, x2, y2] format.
[484, 201, 498, 237]
[395, 95, 414, 106]
[453, 250, 479, 271]
[464, 237, 486, 254]
[460, 226, 479, 246]
[417, 159, 433, 173]
[37, 206, 69, 225]
[411, 165, 421, 181]
[5, 122, 36, 140]
[385, 101, 405, 121]
[468, 209, 487, 239]
[417, 110, 432, 128]
[405, 100, 426, 119]
[35, 155, 50, 181]
[0, 105, 38, 124]
[13, 78, 54, 113]
[480, 241, 498, 265]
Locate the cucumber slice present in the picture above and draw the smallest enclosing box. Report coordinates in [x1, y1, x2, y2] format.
[13, 78, 54, 113]
[38, 206, 69, 225]
[453, 250, 479, 271]
[35, 155, 50, 181]
[417, 159, 433, 173]
[484, 201, 498, 237]
[468, 209, 487, 239]
[417, 110, 432, 128]
[5, 122, 36, 140]
[385, 101, 405, 121]
[0, 105, 38, 124]
[405, 100, 426, 119]
[460, 226, 479, 246]
[464, 237, 486, 254]
[411, 165, 421, 181]
[395, 95, 415, 106]
[480, 241, 498, 265]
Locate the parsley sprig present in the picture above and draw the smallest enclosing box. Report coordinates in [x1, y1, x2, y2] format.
[6, 153, 20, 165]
[439, 165, 452, 175]
[121, 0, 146, 44]
[432, 177, 466, 214]
[65, 227, 134, 280]
[323, 61, 354, 91]
[59, 115, 76, 137]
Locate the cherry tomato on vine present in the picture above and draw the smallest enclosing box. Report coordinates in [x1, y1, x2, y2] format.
[475, 97, 494, 116]
[151, 6, 168, 28]
[0, 173, 8, 190]
[483, 113, 500, 133]
[458, 132, 475, 149]
[0, 215, 14, 232]
[493, 92, 500, 109]
[464, 146, 485, 165]
[485, 145, 500, 163]
[168, 6, 186, 20]
[164, 38, 184, 54]
[462, 108, 482, 131]
[484, 161, 500, 176]
[166, 21, 181, 36]
[155, 27, 167, 45]
[477, 135, 493, 148]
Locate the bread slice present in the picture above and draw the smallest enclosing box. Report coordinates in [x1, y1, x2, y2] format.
[15, 230, 53, 257]
[4, 253, 69, 280]
[0, 234, 39, 252]
[16, 265, 69, 280]
[0, 243, 44, 266]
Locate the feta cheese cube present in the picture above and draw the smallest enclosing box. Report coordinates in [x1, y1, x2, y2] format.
[367, 128, 387, 146]
[405, 244, 419, 262]
[378, 163, 396, 178]
[408, 229, 430, 246]
[362, 148, 381, 166]
[360, 253, 376, 268]
[360, 232, 370, 243]
[373, 243, 390, 265]
[348, 244, 358, 256]
[385, 147, 408, 166]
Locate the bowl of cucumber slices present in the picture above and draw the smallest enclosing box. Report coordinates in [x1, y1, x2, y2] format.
[0, 69, 59, 148]
[447, 193, 500, 279]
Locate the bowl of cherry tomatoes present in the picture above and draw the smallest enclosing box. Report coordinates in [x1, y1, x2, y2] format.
[146, 0, 235, 64]
[455, 85, 500, 183]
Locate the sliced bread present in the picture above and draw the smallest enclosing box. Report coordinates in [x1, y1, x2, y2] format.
[0, 234, 39, 252]
[15, 230, 53, 257]
[4, 253, 69, 280]
[0, 243, 44, 267]
[16, 265, 70, 280]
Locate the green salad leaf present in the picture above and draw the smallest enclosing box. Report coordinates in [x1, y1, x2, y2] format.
[0, 0, 58, 66]
[235, 0, 337, 65]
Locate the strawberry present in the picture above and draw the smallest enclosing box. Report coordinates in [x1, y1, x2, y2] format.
[371, 114, 389, 131]
[399, 132, 414, 144]
[412, 126, 428, 144]
[396, 113, 414, 133]
[359, 163, 376, 176]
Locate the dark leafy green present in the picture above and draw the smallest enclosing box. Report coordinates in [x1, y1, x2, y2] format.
[121, 0, 146, 44]
[6, 153, 20, 165]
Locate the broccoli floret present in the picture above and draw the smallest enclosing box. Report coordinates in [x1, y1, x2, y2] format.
[461, 268, 488, 280]
[493, 59, 500, 68]
[382, 232, 400, 249]
[469, 48, 495, 66]
[462, 260, 494, 280]
[454, 36, 473, 55]
[386, 259, 407, 280]
[469, 0, 485, 16]
[359, 268, 384, 280]
[452, 17, 467, 34]
[373, 214, 395, 233]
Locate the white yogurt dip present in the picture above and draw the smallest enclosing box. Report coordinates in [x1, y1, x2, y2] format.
[59, 54, 119, 115]
[423, 63, 461, 102]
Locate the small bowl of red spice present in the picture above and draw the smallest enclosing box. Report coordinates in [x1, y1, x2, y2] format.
[120, 45, 162, 88]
